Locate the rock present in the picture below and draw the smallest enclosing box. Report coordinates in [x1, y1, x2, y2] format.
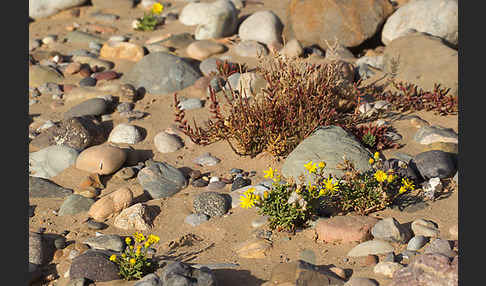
[251, 216, 269, 228]
[66, 278, 87, 286]
[356, 55, 384, 71]
[79, 77, 97, 87]
[100, 41, 144, 62]
[193, 192, 229, 217]
[179, 0, 239, 40]
[224, 72, 241, 91]
[69, 250, 120, 282]
[269, 260, 344, 285]
[29, 65, 64, 87]
[237, 72, 267, 98]
[64, 62, 82, 75]
[154, 131, 184, 153]
[282, 126, 373, 184]
[29, 232, 45, 265]
[422, 177, 443, 201]
[285, 0, 393, 48]
[193, 152, 221, 167]
[29, 145, 79, 179]
[382, 0, 458, 47]
[413, 125, 458, 145]
[411, 219, 440, 238]
[231, 176, 251, 191]
[389, 253, 458, 286]
[229, 184, 269, 208]
[199, 57, 224, 76]
[93, 71, 119, 81]
[185, 213, 209, 226]
[344, 277, 378, 286]
[29, 176, 73, 198]
[373, 262, 404, 278]
[59, 194, 95, 216]
[383, 33, 458, 96]
[84, 234, 124, 252]
[238, 10, 283, 47]
[325, 44, 356, 61]
[413, 150, 456, 179]
[235, 238, 272, 259]
[29, 116, 105, 152]
[371, 217, 410, 243]
[137, 160, 188, 199]
[134, 273, 161, 286]
[152, 33, 195, 50]
[122, 52, 201, 95]
[280, 38, 304, 58]
[192, 178, 209, 188]
[72, 55, 114, 71]
[449, 225, 458, 240]
[64, 98, 107, 119]
[85, 219, 108, 230]
[315, 215, 379, 243]
[407, 235, 429, 251]
[88, 187, 134, 221]
[65, 31, 105, 45]
[157, 261, 217, 286]
[114, 203, 152, 230]
[347, 240, 395, 257]
[186, 40, 227, 61]
[178, 98, 204, 110]
[76, 145, 127, 175]
[206, 181, 226, 191]
[423, 142, 458, 154]
[108, 124, 143, 144]
[29, 0, 88, 19]
[233, 40, 269, 58]
[423, 239, 455, 258]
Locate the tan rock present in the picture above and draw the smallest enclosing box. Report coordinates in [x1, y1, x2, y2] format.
[64, 62, 82, 75]
[186, 40, 227, 61]
[280, 38, 304, 58]
[269, 260, 345, 285]
[329, 266, 346, 280]
[74, 187, 99, 199]
[88, 187, 134, 221]
[154, 131, 184, 153]
[410, 117, 430, 128]
[449, 224, 458, 240]
[100, 41, 145, 62]
[423, 142, 458, 154]
[315, 215, 379, 243]
[235, 238, 272, 259]
[113, 203, 151, 230]
[75, 145, 127, 175]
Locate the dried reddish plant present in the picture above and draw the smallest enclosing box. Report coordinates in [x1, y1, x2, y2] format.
[348, 123, 401, 152]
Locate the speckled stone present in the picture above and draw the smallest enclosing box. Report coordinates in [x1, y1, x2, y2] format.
[193, 192, 229, 217]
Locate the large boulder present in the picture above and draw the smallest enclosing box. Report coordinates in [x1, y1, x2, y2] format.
[284, 0, 394, 48]
[29, 0, 89, 19]
[282, 126, 373, 184]
[381, 0, 458, 47]
[382, 33, 458, 96]
[122, 52, 201, 95]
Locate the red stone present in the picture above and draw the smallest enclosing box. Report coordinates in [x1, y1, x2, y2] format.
[315, 215, 379, 243]
[93, 71, 119, 81]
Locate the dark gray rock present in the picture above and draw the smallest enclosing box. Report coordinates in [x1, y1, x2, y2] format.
[69, 250, 120, 282]
[134, 273, 161, 286]
[84, 234, 124, 252]
[423, 238, 456, 258]
[29, 176, 73, 198]
[29, 232, 44, 265]
[29, 262, 43, 284]
[371, 217, 411, 243]
[64, 98, 107, 119]
[157, 261, 217, 286]
[65, 30, 105, 45]
[192, 178, 209, 187]
[58, 194, 95, 216]
[413, 150, 456, 179]
[137, 160, 188, 199]
[79, 76, 97, 87]
[193, 192, 229, 217]
[231, 176, 251, 191]
[122, 52, 201, 95]
[85, 218, 108, 230]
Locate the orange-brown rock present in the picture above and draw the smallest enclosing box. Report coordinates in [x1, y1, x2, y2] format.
[100, 41, 144, 62]
[75, 145, 127, 175]
[88, 187, 133, 221]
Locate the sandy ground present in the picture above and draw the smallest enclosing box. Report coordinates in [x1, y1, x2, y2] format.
[29, 1, 458, 285]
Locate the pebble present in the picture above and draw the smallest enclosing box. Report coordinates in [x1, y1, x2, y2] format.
[69, 250, 120, 282]
[192, 177, 209, 187]
[137, 160, 188, 199]
[224, 73, 241, 91]
[93, 70, 119, 81]
[422, 177, 442, 201]
[178, 98, 204, 110]
[193, 192, 230, 217]
[83, 234, 124, 252]
[100, 41, 145, 62]
[108, 123, 143, 144]
[199, 57, 223, 76]
[280, 38, 304, 58]
[85, 219, 108, 230]
[114, 203, 151, 231]
[373, 261, 404, 278]
[208, 76, 225, 93]
[231, 176, 251, 191]
[193, 152, 221, 167]
[423, 238, 456, 258]
[79, 77, 97, 87]
[42, 35, 57, 45]
[371, 217, 410, 243]
[411, 218, 440, 238]
[233, 40, 269, 58]
[407, 235, 429, 251]
[413, 150, 456, 179]
[238, 10, 283, 47]
[29, 176, 73, 198]
[154, 131, 184, 153]
[186, 40, 227, 61]
[207, 181, 226, 190]
[58, 194, 95, 216]
[114, 166, 137, 180]
[76, 145, 127, 175]
[185, 213, 209, 226]
[88, 187, 133, 221]
[64, 98, 107, 119]
[230, 168, 243, 174]
[347, 239, 395, 257]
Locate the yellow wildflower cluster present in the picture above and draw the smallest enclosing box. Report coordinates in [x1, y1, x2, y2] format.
[399, 178, 415, 194]
[263, 167, 281, 182]
[240, 187, 258, 208]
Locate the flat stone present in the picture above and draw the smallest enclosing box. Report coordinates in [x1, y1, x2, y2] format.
[137, 160, 188, 199]
[114, 203, 151, 231]
[413, 125, 458, 145]
[185, 213, 209, 226]
[154, 131, 184, 153]
[193, 152, 221, 167]
[315, 215, 379, 243]
[58, 194, 95, 216]
[76, 144, 127, 175]
[84, 234, 124, 252]
[186, 40, 227, 61]
[69, 250, 120, 282]
[413, 150, 456, 179]
[65, 31, 105, 45]
[29, 145, 79, 179]
[193, 192, 229, 217]
[373, 262, 404, 278]
[29, 176, 73, 198]
[411, 219, 440, 238]
[347, 240, 395, 257]
[64, 98, 107, 119]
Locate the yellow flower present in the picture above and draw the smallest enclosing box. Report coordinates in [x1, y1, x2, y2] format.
[136, 245, 142, 256]
[263, 167, 275, 179]
[109, 254, 117, 261]
[374, 170, 388, 183]
[130, 245, 134, 250]
[386, 174, 395, 183]
[147, 234, 160, 244]
[323, 177, 339, 193]
[130, 258, 136, 265]
[239, 193, 255, 209]
[122, 253, 126, 258]
[133, 232, 145, 243]
[374, 152, 380, 160]
[399, 186, 407, 194]
[319, 188, 327, 197]
[304, 161, 317, 173]
[263, 191, 269, 199]
[402, 178, 415, 191]
[369, 158, 374, 165]
[244, 187, 255, 195]
[144, 241, 150, 248]
[318, 161, 326, 169]
[125, 237, 132, 245]
[152, 2, 163, 14]
[308, 184, 317, 192]
[273, 174, 281, 183]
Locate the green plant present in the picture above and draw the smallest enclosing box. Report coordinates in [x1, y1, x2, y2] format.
[110, 232, 160, 280]
[134, 3, 163, 31]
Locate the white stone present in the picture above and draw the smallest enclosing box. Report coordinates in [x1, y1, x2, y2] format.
[209, 176, 220, 183]
[347, 239, 395, 257]
[154, 131, 184, 153]
[411, 218, 440, 238]
[373, 261, 404, 278]
[108, 124, 142, 144]
[238, 10, 283, 46]
[113, 203, 151, 231]
[29, 0, 88, 19]
[29, 145, 79, 179]
[423, 177, 443, 198]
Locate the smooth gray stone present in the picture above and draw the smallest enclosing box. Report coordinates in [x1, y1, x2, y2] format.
[185, 213, 209, 226]
[84, 234, 124, 252]
[64, 98, 107, 119]
[137, 160, 188, 199]
[29, 145, 79, 179]
[65, 31, 105, 44]
[29, 176, 73, 198]
[407, 235, 429, 251]
[58, 194, 95, 216]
